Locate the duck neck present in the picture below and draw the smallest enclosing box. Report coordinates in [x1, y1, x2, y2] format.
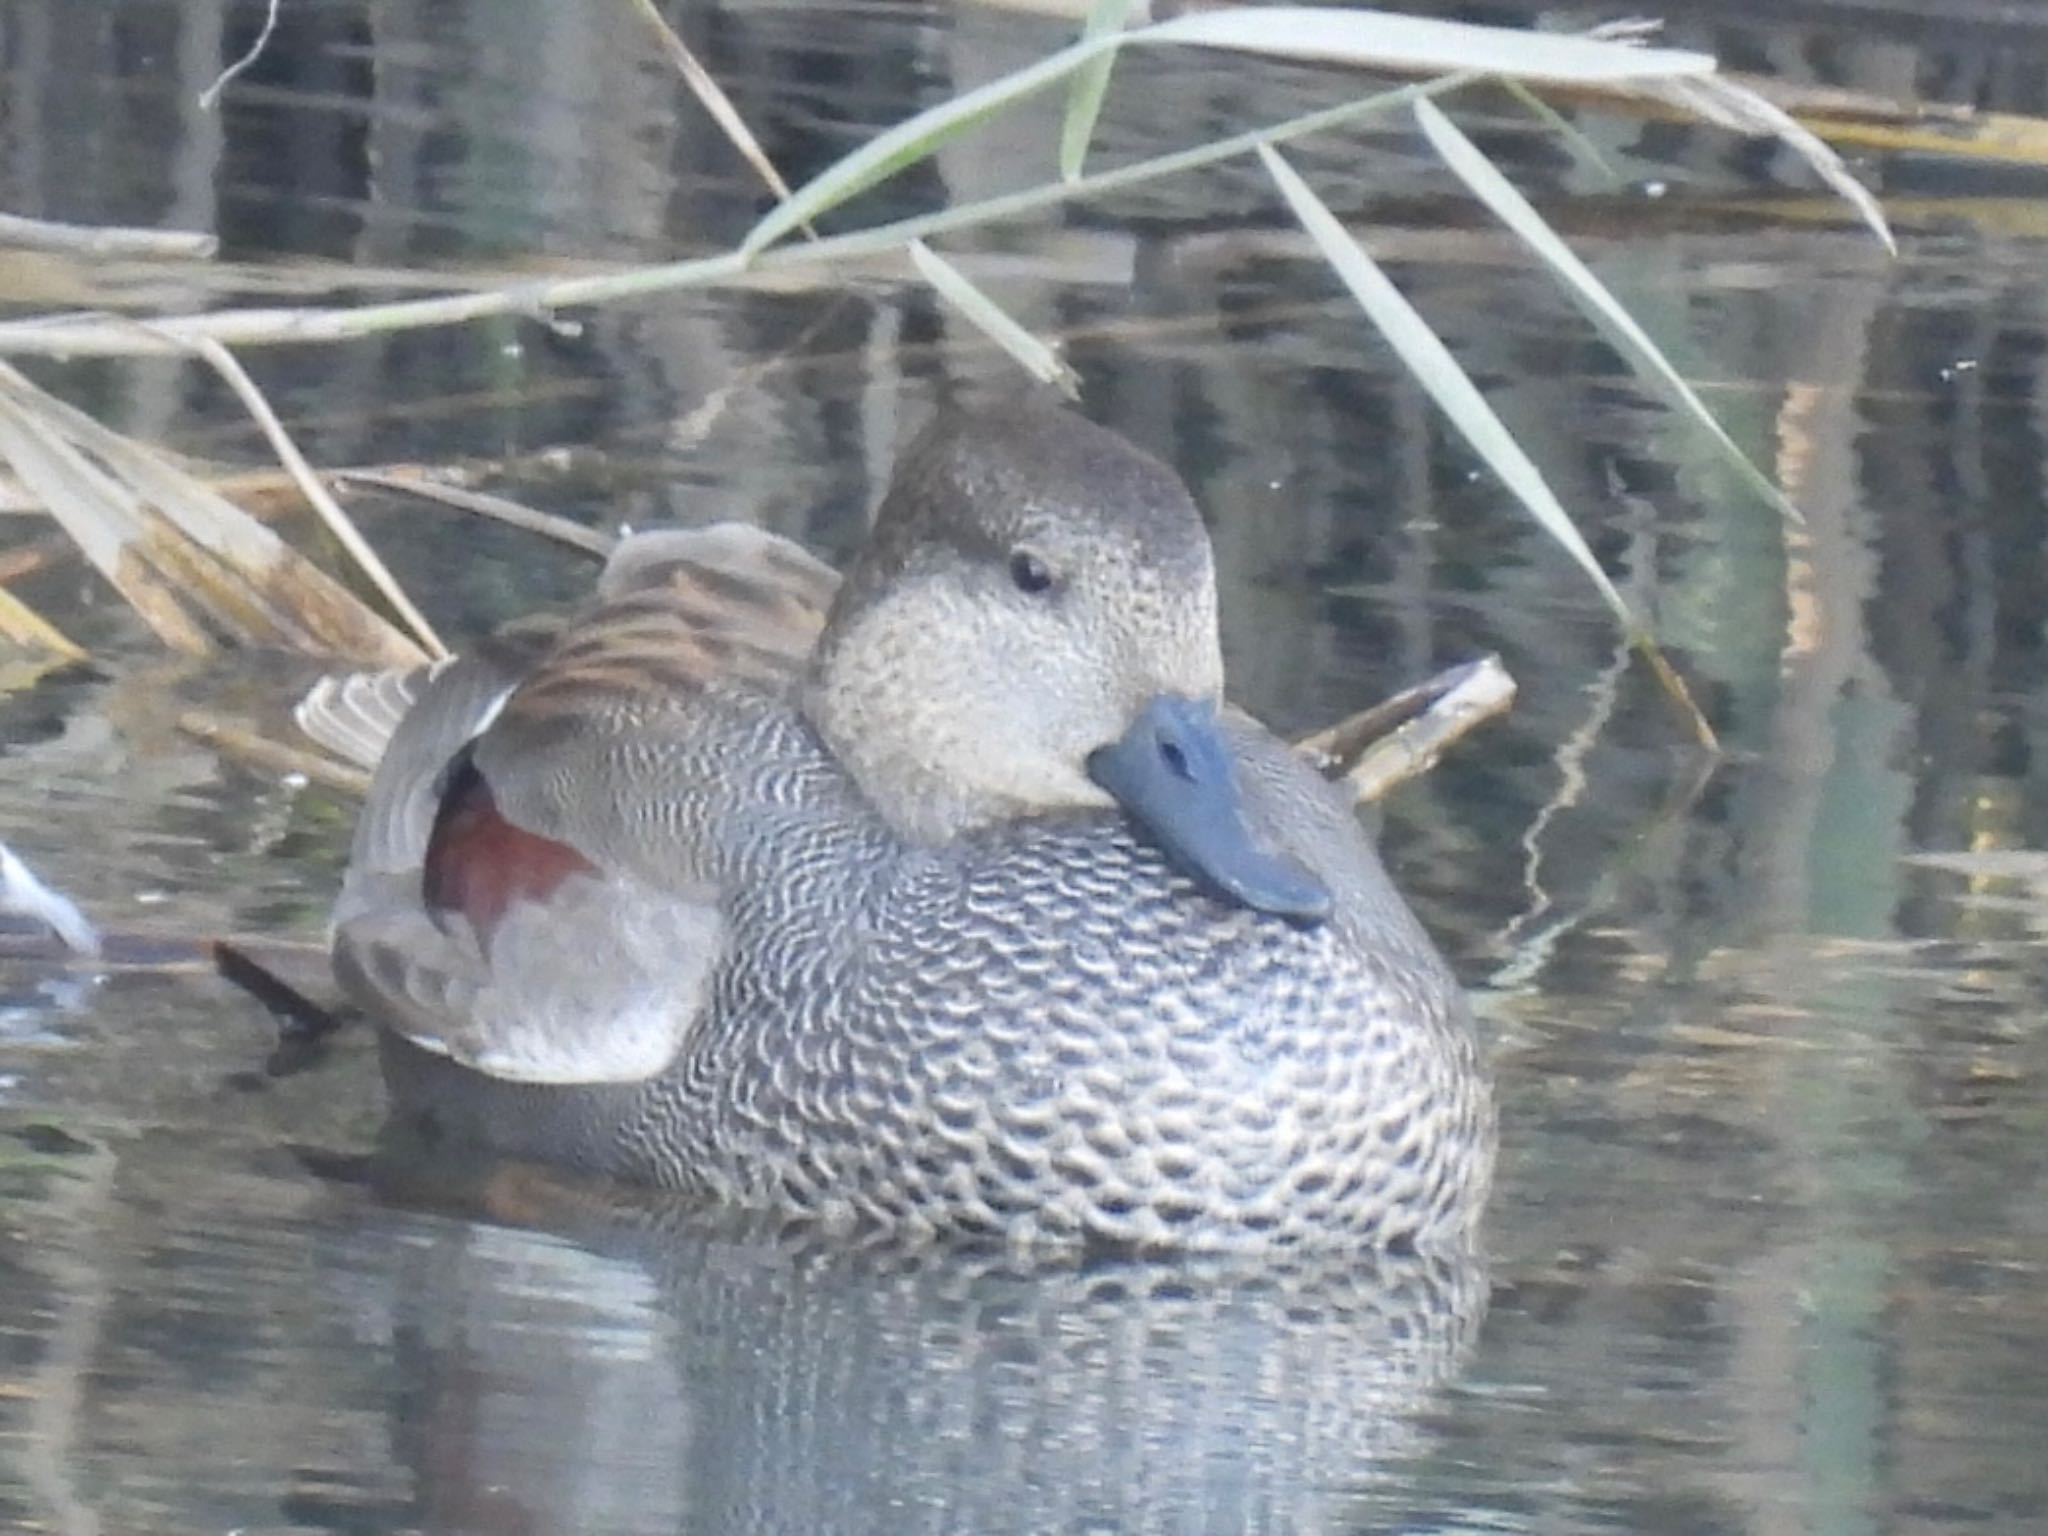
[801, 668, 1014, 846]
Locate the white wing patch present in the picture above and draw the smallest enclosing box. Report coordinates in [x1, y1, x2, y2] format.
[337, 866, 723, 1085]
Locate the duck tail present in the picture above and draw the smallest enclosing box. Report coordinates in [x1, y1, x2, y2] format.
[296, 662, 449, 771]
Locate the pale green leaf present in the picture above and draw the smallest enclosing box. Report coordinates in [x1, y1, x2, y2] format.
[1256, 141, 1635, 631]
[1648, 74, 1895, 254]
[743, 6, 1716, 256]
[1059, 0, 1136, 183]
[908, 240, 1079, 397]
[1147, 8, 1714, 83]
[1412, 96, 1802, 523]
[742, 37, 1102, 256]
[1499, 80, 1622, 185]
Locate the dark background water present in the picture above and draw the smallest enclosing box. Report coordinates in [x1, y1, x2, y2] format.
[2, 1, 2047, 1532]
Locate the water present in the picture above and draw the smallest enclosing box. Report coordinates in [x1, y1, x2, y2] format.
[3, 0, 2047, 1531]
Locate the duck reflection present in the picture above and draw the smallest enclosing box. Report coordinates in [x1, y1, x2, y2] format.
[354, 1164, 1486, 1536]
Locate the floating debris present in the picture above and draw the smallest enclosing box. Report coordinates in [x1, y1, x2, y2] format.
[0, 841, 100, 956]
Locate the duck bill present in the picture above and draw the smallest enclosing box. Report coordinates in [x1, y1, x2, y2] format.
[1086, 694, 1331, 924]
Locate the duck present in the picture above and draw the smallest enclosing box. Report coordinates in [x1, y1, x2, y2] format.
[309, 398, 1496, 1254]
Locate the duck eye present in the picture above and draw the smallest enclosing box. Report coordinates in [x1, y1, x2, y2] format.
[1008, 549, 1055, 595]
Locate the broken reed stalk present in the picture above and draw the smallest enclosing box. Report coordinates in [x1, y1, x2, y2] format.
[1296, 655, 1517, 803]
[0, 358, 428, 667]
[185, 335, 448, 659]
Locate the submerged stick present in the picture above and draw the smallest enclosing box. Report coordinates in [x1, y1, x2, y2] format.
[178, 710, 373, 795]
[178, 716, 374, 798]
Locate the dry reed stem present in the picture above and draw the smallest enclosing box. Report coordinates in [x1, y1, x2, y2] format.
[627, 0, 813, 235]
[0, 581, 86, 661]
[0, 212, 217, 260]
[333, 470, 616, 558]
[0, 534, 71, 582]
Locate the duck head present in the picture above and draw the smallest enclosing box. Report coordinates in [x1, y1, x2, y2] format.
[805, 400, 1329, 922]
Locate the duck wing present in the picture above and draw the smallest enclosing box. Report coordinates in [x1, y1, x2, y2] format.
[324, 524, 840, 1085]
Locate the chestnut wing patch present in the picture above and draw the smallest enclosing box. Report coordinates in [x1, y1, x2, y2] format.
[339, 742, 725, 1085]
[423, 745, 597, 943]
[328, 523, 830, 1086]
[341, 749, 724, 1084]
